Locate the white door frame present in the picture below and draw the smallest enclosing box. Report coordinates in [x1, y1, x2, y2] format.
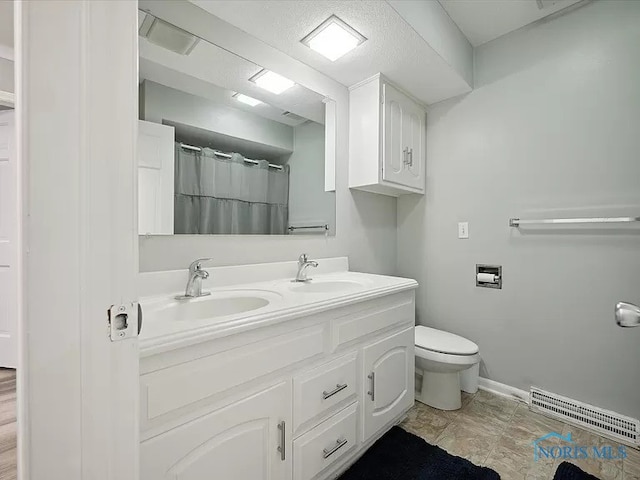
[16, 1, 139, 479]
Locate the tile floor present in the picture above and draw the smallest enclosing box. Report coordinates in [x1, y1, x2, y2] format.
[401, 389, 640, 480]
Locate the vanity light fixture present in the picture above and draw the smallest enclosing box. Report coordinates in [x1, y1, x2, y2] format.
[301, 15, 366, 61]
[250, 70, 295, 95]
[233, 93, 262, 107]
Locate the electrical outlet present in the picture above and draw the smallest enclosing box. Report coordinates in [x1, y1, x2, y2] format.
[458, 222, 469, 239]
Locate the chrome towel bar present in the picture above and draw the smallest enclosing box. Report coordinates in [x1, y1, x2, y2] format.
[288, 224, 329, 231]
[509, 216, 640, 227]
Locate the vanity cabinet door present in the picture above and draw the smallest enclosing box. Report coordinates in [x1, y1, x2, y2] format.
[362, 327, 414, 442]
[140, 382, 292, 480]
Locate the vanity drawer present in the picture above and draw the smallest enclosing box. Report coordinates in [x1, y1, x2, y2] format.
[293, 402, 358, 480]
[293, 352, 357, 433]
[331, 291, 414, 349]
[141, 324, 325, 422]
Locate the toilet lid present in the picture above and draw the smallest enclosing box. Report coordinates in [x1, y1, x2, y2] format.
[415, 326, 479, 355]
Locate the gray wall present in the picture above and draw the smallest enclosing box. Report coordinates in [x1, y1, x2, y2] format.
[140, 80, 294, 152]
[398, 0, 640, 418]
[288, 121, 336, 233]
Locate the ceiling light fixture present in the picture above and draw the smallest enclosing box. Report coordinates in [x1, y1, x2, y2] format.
[250, 70, 295, 95]
[233, 93, 262, 107]
[301, 15, 366, 61]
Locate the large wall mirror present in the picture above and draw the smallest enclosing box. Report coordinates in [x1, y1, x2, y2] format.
[138, 8, 336, 236]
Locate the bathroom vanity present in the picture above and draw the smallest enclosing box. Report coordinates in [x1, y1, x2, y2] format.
[138, 258, 417, 480]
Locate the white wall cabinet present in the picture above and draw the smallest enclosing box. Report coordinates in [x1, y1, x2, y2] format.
[349, 73, 426, 196]
[140, 291, 416, 480]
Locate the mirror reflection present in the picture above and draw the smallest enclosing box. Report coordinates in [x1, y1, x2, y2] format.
[138, 11, 336, 236]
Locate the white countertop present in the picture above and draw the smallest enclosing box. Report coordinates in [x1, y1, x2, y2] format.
[139, 270, 418, 357]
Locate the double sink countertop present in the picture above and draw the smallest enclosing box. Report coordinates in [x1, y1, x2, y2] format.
[139, 258, 418, 357]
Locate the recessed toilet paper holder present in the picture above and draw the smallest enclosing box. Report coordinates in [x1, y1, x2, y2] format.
[476, 264, 502, 289]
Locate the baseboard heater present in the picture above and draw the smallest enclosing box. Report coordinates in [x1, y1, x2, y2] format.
[530, 387, 640, 447]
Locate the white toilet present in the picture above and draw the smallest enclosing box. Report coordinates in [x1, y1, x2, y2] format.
[414, 326, 480, 411]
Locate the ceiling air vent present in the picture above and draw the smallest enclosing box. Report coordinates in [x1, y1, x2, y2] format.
[282, 111, 307, 123]
[139, 16, 200, 55]
[536, 0, 565, 9]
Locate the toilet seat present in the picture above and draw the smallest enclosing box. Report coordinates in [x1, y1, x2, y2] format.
[415, 326, 479, 356]
[415, 345, 480, 366]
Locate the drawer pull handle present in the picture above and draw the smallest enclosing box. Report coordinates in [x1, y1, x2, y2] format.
[323, 438, 348, 459]
[367, 372, 375, 401]
[277, 421, 286, 461]
[322, 383, 348, 400]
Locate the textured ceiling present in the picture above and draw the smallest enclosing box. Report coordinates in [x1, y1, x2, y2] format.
[139, 14, 325, 126]
[439, 0, 584, 46]
[190, 0, 471, 105]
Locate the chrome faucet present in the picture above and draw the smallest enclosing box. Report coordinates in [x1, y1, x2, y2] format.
[176, 258, 212, 299]
[294, 253, 318, 282]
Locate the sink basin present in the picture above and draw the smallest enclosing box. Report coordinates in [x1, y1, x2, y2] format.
[149, 290, 277, 322]
[289, 280, 363, 294]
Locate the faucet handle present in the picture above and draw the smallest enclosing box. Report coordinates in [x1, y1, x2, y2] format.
[298, 253, 309, 264]
[189, 258, 212, 271]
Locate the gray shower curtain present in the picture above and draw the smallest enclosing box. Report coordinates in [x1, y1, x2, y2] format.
[174, 144, 289, 234]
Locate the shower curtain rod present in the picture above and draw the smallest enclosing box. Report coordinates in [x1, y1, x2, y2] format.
[180, 143, 284, 170]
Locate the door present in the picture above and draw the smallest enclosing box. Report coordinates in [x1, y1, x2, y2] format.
[138, 120, 175, 235]
[18, 1, 139, 479]
[362, 327, 414, 442]
[0, 110, 16, 368]
[141, 382, 292, 480]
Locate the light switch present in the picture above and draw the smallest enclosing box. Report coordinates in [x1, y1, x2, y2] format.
[458, 222, 469, 239]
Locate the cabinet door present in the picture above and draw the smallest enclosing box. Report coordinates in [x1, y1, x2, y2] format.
[402, 101, 426, 191]
[141, 382, 292, 480]
[381, 83, 407, 186]
[382, 83, 425, 192]
[362, 327, 414, 442]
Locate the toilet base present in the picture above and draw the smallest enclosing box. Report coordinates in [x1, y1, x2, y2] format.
[416, 369, 462, 410]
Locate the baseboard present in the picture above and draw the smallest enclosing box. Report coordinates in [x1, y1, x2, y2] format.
[478, 377, 529, 405]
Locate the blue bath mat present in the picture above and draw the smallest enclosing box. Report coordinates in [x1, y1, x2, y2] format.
[553, 461, 601, 480]
[337, 426, 500, 479]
